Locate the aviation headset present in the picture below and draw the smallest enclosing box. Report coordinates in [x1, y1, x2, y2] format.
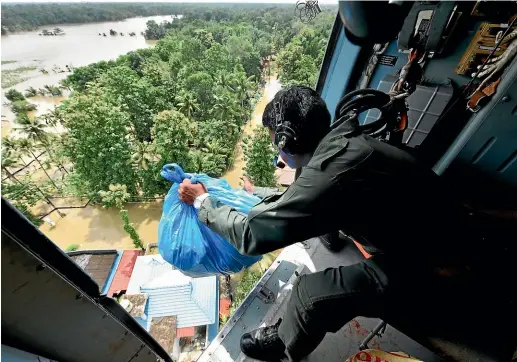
[273, 88, 300, 155]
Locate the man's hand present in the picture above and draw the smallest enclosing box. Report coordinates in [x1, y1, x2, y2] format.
[178, 179, 207, 205]
[240, 176, 254, 193]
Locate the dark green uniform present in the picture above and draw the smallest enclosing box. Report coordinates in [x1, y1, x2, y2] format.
[197, 121, 477, 361]
[198, 122, 469, 263]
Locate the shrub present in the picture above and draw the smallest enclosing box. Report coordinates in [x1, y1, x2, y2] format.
[66, 243, 79, 251]
[5, 88, 25, 102]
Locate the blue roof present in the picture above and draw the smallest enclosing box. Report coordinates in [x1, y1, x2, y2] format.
[127, 255, 217, 330]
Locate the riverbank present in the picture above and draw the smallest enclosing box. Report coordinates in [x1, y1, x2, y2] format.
[1, 15, 171, 125]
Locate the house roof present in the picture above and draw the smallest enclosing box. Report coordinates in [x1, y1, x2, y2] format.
[107, 250, 141, 297]
[177, 326, 196, 338]
[149, 316, 177, 355]
[126, 255, 174, 294]
[127, 255, 217, 330]
[68, 250, 118, 292]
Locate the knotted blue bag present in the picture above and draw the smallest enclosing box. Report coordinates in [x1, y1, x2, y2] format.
[158, 163, 262, 277]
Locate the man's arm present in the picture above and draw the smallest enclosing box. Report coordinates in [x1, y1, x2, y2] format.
[252, 186, 281, 199]
[241, 176, 280, 199]
[198, 166, 341, 256]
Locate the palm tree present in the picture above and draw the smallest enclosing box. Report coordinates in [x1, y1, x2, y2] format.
[3, 135, 18, 154]
[17, 137, 58, 189]
[175, 92, 200, 119]
[1, 150, 20, 183]
[131, 141, 155, 171]
[43, 85, 62, 96]
[234, 75, 256, 103]
[214, 73, 232, 90]
[25, 87, 38, 98]
[212, 94, 240, 120]
[3, 136, 29, 167]
[17, 116, 48, 145]
[188, 149, 206, 173]
[45, 106, 66, 130]
[2, 146, 57, 210]
[53, 27, 64, 35]
[233, 74, 256, 121]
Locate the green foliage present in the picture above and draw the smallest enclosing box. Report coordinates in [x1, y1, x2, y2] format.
[5, 88, 25, 102]
[151, 109, 193, 169]
[120, 209, 144, 249]
[25, 86, 38, 97]
[62, 87, 138, 198]
[1, 3, 188, 33]
[243, 128, 278, 188]
[99, 184, 131, 209]
[14, 202, 43, 227]
[144, 20, 168, 40]
[66, 243, 79, 251]
[276, 15, 334, 87]
[20, 3, 335, 204]
[40, 84, 62, 96]
[1, 176, 46, 227]
[229, 270, 262, 316]
[10, 100, 36, 114]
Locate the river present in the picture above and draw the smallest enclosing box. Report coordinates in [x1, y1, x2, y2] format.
[1, 15, 173, 125]
[1, 15, 282, 252]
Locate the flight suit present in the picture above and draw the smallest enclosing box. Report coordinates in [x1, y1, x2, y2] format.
[197, 121, 472, 361]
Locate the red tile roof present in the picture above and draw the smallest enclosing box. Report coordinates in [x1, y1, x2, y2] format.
[177, 326, 196, 338]
[219, 298, 231, 318]
[107, 250, 141, 297]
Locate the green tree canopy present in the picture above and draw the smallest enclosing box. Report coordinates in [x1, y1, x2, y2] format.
[243, 128, 277, 187]
[63, 87, 138, 198]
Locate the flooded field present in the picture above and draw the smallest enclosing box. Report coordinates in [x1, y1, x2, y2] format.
[2, 17, 282, 254]
[1, 15, 172, 127]
[39, 202, 163, 250]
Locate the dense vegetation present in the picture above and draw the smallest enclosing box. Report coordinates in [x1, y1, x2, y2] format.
[1, 3, 180, 33]
[1, 4, 335, 225]
[243, 128, 278, 188]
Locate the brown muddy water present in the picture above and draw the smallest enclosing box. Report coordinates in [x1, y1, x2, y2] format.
[222, 75, 281, 188]
[37, 75, 281, 252]
[2, 15, 282, 254]
[1, 15, 173, 131]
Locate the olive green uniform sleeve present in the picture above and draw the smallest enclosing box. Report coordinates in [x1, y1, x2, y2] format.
[198, 165, 342, 256]
[252, 186, 281, 199]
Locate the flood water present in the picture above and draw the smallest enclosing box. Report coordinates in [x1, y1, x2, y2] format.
[1, 15, 173, 125]
[1, 15, 282, 252]
[38, 75, 281, 251]
[222, 75, 281, 188]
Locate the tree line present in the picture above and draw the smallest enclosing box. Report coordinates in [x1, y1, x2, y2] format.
[1, 4, 335, 226]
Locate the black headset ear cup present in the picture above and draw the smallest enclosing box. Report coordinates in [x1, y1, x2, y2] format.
[276, 123, 298, 154]
[274, 98, 299, 154]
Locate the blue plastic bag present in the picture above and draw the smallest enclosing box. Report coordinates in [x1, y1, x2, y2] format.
[158, 163, 262, 277]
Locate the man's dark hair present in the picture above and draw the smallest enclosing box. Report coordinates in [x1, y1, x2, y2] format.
[262, 86, 331, 154]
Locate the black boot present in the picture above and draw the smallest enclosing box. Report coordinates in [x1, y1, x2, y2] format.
[240, 319, 287, 361]
[319, 232, 344, 252]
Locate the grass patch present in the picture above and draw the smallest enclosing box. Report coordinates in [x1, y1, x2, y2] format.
[1, 60, 17, 65]
[1, 66, 37, 88]
[229, 269, 262, 317]
[65, 243, 79, 251]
